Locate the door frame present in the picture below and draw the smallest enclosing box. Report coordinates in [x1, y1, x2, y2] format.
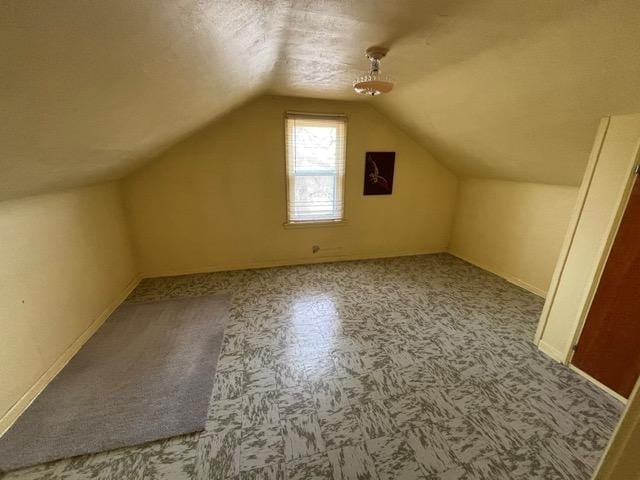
[566, 157, 640, 365]
[535, 116, 640, 365]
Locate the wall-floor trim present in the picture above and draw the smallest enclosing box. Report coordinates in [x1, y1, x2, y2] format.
[0, 274, 142, 437]
[569, 365, 627, 405]
[140, 249, 446, 279]
[447, 250, 546, 298]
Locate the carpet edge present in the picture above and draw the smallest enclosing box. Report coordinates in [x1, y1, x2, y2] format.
[0, 273, 142, 439]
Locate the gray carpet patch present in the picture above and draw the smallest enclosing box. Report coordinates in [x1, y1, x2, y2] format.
[0, 294, 230, 472]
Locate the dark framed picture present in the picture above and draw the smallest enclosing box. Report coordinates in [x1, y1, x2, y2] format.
[363, 152, 395, 195]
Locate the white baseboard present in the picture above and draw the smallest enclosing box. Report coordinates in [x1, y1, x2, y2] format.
[0, 274, 142, 437]
[569, 365, 627, 404]
[447, 250, 547, 298]
[141, 249, 445, 279]
[538, 339, 567, 363]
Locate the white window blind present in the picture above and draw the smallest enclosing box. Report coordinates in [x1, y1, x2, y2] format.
[285, 113, 347, 223]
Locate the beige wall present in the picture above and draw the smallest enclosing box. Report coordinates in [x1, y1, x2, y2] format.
[537, 114, 640, 362]
[0, 183, 138, 432]
[123, 95, 458, 276]
[448, 178, 577, 296]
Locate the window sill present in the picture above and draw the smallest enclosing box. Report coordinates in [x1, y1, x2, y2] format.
[283, 220, 347, 230]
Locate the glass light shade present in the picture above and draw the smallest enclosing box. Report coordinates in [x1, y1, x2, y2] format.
[353, 73, 395, 96]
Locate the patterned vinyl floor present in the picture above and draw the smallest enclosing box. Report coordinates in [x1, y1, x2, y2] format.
[3, 254, 623, 480]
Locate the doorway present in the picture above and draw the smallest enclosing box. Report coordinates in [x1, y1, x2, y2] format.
[572, 170, 640, 398]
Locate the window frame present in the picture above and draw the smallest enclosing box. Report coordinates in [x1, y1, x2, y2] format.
[283, 112, 348, 226]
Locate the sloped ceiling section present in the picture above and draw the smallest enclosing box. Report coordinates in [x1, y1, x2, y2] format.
[0, 0, 281, 200]
[375, 0, 640, 185]
[2, 0, 640, 200]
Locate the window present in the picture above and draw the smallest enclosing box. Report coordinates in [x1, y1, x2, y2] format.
[285, 113, 347, 224]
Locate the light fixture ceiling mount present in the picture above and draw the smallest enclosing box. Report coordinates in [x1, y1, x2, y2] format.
[353, 46, 394, 96]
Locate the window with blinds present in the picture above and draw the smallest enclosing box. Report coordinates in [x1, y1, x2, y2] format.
[284, 113, 347, 224]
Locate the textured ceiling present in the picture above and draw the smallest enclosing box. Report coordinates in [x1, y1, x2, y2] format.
[375, 0, 640, 185]
[2, 0, 640, 200]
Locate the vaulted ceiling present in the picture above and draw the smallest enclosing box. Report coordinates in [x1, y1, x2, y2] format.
[2, 0, 639, 200]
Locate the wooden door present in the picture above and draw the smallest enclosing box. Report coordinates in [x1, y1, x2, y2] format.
[572, 172, 640, 398]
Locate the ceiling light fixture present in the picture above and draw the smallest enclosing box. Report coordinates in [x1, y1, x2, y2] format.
[353, 46, 394, 96]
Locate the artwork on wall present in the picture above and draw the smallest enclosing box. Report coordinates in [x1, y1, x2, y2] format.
[363, 151, 395, 195]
